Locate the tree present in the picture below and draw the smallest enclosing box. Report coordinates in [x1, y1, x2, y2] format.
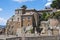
[41, 12, 47, 20]
[54, 11, 60, 19]
[51, 0, 60, 9]
[50, 11, 60, 19]
[41, 12, 50, 21]
[21, 5, 27, 9]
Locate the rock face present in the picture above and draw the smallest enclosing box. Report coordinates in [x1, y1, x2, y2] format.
[49, 18, 60, 35]
[49, 18, 59, 27]
[40, 18, 60, 36]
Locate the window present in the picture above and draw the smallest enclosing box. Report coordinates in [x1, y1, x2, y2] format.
[28, 16, 30, 20]
[28, 16, 31, 22]
[12, 18, 13, 21]
[22, 17, 25, 20]
[18, 18, 19, 21]
[12, 26, 13, 28]
[15, 11, 19, 14]
[28, 24, 30, 26]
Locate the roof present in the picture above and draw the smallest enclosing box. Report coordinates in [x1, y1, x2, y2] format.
[15, 8, 53, 12]
[26, 8, 36, 11]
[37, 9, 53, 12]
[22, 12, 34, 15]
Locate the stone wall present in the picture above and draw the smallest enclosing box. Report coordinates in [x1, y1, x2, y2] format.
[40, 18, 60, 36]
[1, 35, 60, 40]
[6, 37, 22, 40]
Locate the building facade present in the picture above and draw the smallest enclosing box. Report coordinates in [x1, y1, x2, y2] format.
[5, 5, 60, 36]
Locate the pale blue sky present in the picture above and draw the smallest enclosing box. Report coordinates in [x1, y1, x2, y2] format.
[0, 0, 52, 25]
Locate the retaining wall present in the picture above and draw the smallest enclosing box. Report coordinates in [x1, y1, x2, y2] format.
[0, 35, 60, 40]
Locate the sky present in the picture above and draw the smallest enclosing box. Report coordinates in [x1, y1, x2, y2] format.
[0, 0, 52, 25]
